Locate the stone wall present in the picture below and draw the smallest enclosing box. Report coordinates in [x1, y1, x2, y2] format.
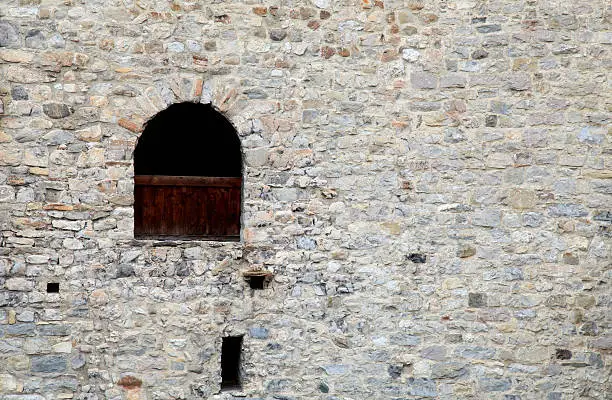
[0, 0, 610, 399]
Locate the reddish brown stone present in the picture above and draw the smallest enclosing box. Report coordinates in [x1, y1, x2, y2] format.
[99, 39, 114, 51]
[7, 176, 25, 185]
[118, 376, 142, 390]
[307, 20, 321, 30]
[422, 13, 438, 23]
[118, 118, 142, 133]
[269, 6, 279, 16]
[193, 55, 208, 67]
[381, 49, 397, 62]
[275, 59, 290, 68]
[320, 10, 331, 20]
[253, 6, 267, 16]
[375, 0, 384, 8]
[194, 79, 203, 97]
[321, 46, 335, 59]
[338, 48, 350, 57]
[407, 0, 424, 10]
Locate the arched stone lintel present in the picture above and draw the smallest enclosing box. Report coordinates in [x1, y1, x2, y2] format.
[120, 76, 250, 138]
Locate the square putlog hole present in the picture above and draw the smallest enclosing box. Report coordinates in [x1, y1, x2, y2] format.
[47, 282, 59, 293]
[248, 276, 266, 290]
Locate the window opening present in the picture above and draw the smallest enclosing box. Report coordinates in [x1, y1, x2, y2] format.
[47, 282, 59, 293]
[248, 276, 266, 290]
[221, 336, 243, 390]
[133, 102, 242, 241]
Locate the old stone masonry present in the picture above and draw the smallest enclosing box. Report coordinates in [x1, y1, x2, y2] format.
[0, 0, 610, 399]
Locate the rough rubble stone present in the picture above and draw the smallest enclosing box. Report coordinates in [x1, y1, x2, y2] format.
[0, 1, 609, 399]
[42, 103, 73, 119]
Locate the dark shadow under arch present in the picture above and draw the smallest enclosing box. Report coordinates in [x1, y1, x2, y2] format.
[133, 102, 242, 241]
[134, 102, 241, 177]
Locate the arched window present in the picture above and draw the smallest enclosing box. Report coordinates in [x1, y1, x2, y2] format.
[133, 102, 242, 241]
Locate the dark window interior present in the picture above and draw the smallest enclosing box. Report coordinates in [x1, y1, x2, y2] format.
[221, 336, 243, 390]
[248, 276, 266, 290]
[47, 282, 59, 293]
[134, 102, 241, 177]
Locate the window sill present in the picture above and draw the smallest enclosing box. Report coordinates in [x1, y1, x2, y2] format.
[133, 234, 240, 243]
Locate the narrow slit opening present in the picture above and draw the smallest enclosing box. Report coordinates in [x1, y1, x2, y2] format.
[221, 336, 243, 390]
[47, 282, 59, 293]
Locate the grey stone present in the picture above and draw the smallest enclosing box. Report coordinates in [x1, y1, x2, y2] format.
[431, 362, 467, 379]
[43, 103, 73, 119]
[269, 29, 287, 41]
[0, 21, 19, 47]
[116, 264, 135, 278]
[38, 324, 70, 336]
[472, 209, 501, 227]
[25, 30, 46, 49]
[390, 333, 420, 346]
[579, 321, 598, 336]
[508, 74, 531, 91]
[71, 353, 86, 369]
[420, 345, 447, 360]
[387, 364, 402, 378]
[590, 335, 612, 350]
[577, 127, 604, 144]
[456, 345, 495, 359]
[407, 378, 437, 397]
[477, 24, 502, 33]
[43, 130, 75, 145]
[302, 110, 319, 123]
[249, 327, 269, 339]
[480, 377, 512, 392]
[444, 127, 466, 143]
[265, 379, 291, 392]
[472, 49, 489, 59]
[552, 44, 579, 55]
[485, 115, 497, 127]
[468, 293, 487, 307]
[440, 74, 467, 88]
[2, 396, 46, 400]
[5, 323, 36, 336]
[11, 86, 28, 100]
[322, 364, 348, 375]
[296, 236, 316, 250]
[411, 72, 438, 89]
[548, 204, 588, 218]
[31, 355, 67, 373]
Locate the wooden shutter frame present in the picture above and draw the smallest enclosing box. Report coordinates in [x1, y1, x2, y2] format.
[134, 175, 242, 241]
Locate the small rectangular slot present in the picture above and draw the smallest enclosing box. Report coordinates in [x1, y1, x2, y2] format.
[248, 276, 266, 290]
[221, 336, 243, 390]
[47, 282, 59, 293]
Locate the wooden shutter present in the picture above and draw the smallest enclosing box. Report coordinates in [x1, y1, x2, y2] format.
[134, 175, 241, 241]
